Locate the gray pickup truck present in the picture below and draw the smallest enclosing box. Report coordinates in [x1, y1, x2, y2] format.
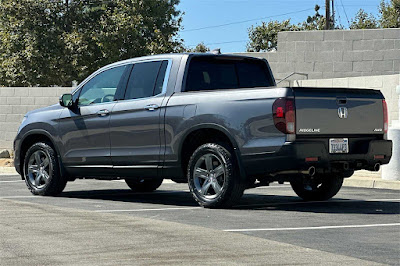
[14, 53, 392, 208]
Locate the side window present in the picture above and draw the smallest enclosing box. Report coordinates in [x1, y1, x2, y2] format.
[124, 60, 167, 100]
[78, 65, 127, 106]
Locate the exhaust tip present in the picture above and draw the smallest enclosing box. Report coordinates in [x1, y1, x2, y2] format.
[374, 163, 380, 172]
[308, 166, 316, 177]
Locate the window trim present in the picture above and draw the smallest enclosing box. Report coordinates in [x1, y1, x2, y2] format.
[119, 59, 172, 103]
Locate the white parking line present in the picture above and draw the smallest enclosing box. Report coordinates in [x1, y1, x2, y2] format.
[94, 206, 201, 212]
[0, 196, 36, 199]
[224, 223, 400, 232]
[0, 180, 24, 183]
[235, 198, 400, 209]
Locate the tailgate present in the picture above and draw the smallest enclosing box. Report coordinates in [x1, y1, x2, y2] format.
[294, 88, 384, 135]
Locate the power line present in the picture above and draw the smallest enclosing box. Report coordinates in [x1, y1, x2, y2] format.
[181, 7, 316, 32]
[187, 39, 248, 47]
[340, 0, 351, 27]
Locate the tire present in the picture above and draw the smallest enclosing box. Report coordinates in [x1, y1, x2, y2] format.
[290, 174, 344, 201]
[125, 178, 163, 192]
[23, 142, 67, 196]
[187, 143, 245, 208]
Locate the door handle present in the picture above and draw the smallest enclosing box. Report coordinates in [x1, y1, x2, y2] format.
[97, 109, 110, 117]
[144, 104, 159, 111]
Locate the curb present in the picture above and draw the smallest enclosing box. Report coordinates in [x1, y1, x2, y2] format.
[0, 167, 17, 175]
[343, 178, 400, 190]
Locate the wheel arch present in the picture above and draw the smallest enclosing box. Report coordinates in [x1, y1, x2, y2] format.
[18, 130, 63, 179]
[178, 124, 245, 179]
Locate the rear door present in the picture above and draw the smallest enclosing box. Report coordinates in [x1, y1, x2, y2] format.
[294, 88, 384, 136]
[110, 60, 170, 178]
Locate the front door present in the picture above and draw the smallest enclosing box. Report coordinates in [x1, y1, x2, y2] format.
[59, 64, 131, 176]
[110, 60, 170, 178]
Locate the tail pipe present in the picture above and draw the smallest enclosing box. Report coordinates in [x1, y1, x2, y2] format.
[271, 166, 316, 177]
[366, 163, 381, 172]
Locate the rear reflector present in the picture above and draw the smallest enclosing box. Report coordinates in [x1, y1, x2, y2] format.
[305, 157, 318, 162]
[273, 98, 296, 134]
[374, 155, 384, 160]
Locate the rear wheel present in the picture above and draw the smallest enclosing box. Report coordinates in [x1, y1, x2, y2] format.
[290, 174, 343, 201]
[125, 178, 163, 192]
[187, 143, 245, 208]
[23, 142, 67, 196]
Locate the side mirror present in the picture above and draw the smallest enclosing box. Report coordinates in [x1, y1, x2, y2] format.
[59, 93, 73, 108]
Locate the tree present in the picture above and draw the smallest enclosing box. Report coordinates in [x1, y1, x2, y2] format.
[185, 42, 210, 53]
[350, 9, 379, 29]
[301, 5, 327, 30]
[379, 0, 400, 28]
[0, 0, 183, 86]
[247, 19, 298, 52]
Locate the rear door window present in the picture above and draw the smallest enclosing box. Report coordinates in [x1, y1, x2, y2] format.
[185, 57, 273, 92]
[124, 60, 168, 100]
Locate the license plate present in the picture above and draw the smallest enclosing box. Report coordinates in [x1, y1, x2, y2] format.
[329, 138, 349, 154]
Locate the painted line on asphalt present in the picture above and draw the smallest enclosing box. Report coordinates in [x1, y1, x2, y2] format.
[0, 180, 24, 183]
[224, 223, 400, 232]
[94, 206, 201, 212]
[235, 198, 400, 209]
[0, 196, 37, 199]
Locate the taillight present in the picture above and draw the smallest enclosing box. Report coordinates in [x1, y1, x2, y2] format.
[382, 99, 388, 134]
[273, 98, 296, 134]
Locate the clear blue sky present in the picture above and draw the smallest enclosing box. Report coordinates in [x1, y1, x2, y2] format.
[178, 0, 382, 52]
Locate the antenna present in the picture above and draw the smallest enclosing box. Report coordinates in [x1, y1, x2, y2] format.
[210, 48, 221, 55]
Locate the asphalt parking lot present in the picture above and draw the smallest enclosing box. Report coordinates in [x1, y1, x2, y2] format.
[1, 174, 399, 265]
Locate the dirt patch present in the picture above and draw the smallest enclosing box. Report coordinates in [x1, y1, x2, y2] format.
[0, 159, 14, 167]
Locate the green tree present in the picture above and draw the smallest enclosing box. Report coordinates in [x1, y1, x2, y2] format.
[350, 9, 379, 29]
[185, 42, 210, 53]
[0, 0, 182, 86]
[300, 5, 327, 30]
[379, 0, 400, 28]
[247, 19, 298, 52]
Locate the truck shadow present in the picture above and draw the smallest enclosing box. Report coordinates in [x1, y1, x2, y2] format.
[58, 189, 400, 215]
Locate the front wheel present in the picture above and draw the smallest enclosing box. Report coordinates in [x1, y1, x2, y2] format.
[187, 143, 245, 208]
[23, 142, 67, 196]
[290, 174, 344, 201]
[125, 178, 163, 192]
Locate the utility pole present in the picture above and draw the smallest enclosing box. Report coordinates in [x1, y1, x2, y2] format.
[325, 0, 330, 30]
[332, 0, 335, 29]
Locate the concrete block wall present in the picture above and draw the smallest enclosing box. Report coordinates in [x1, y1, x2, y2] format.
[235, 28, 400, 81]
[0, 87, 73, 150]
[294, 74, 400, 126]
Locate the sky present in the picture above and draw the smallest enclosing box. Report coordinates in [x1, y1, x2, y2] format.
[178, 0, 383, 53]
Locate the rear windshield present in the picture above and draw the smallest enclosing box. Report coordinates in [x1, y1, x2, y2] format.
[185, 57, 274, 92]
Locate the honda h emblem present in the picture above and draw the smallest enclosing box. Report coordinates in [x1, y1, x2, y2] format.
[338, 107, 348, 119]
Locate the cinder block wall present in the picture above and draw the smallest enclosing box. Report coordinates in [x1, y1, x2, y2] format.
[0, 87, 73, 150]
[294, 74, 399, 126]
[235, 28, 400, 81]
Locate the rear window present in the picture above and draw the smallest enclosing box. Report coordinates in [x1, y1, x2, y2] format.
[185, 57, 274, 92]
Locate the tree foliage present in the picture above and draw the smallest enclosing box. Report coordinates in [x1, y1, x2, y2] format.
[350, 9, 379, 29]
[185, 42, 210, 53]
[247, 19, 298, 52]
[379, 0, 400, 28]
[0, 0, 183, 86]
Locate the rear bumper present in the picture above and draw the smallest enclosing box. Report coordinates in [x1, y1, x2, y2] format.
[242, 139, 392, 177]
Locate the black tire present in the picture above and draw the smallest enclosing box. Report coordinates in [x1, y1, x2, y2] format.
[290, 174, 344, 201]
[187, 143, 245, 208]
[23, 142, 67, 196]
[125, 178, 163, 192]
